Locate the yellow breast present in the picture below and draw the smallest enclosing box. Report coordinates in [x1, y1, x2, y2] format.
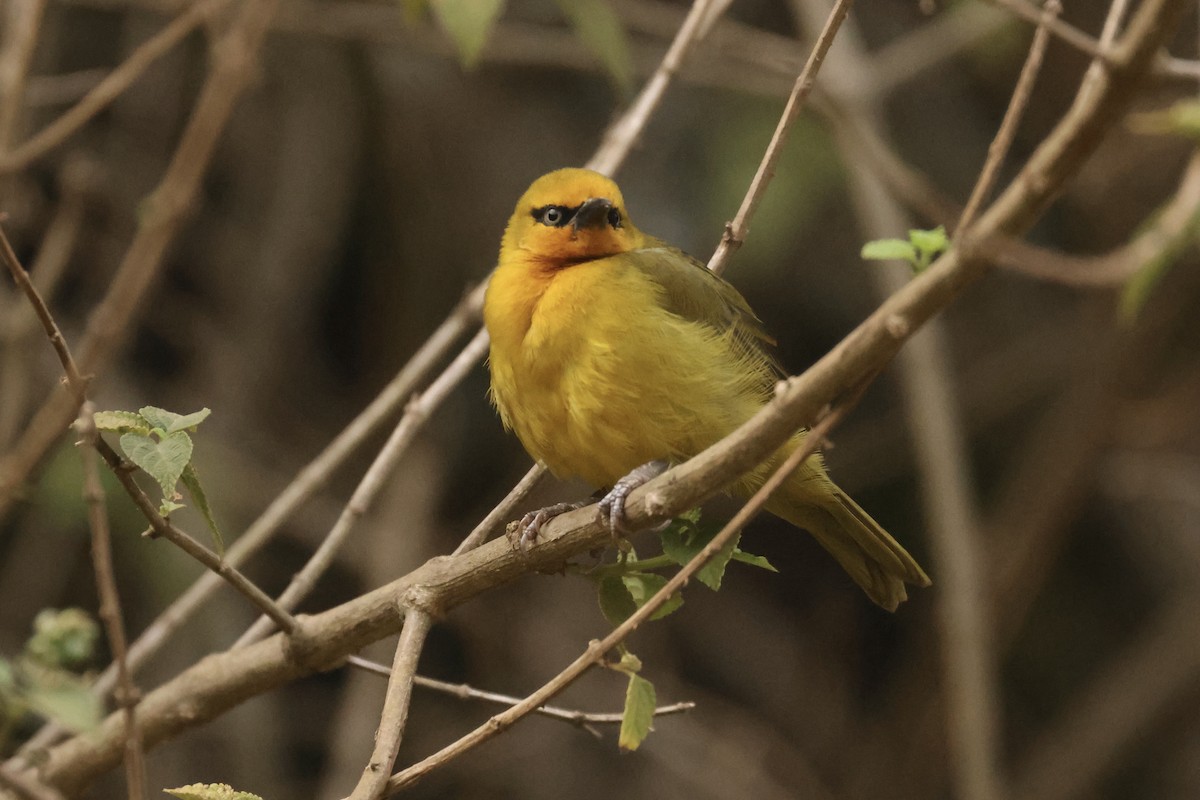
[484, 252, 767, 488]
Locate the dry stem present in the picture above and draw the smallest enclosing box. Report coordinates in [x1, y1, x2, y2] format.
[75, 404, 145, 800]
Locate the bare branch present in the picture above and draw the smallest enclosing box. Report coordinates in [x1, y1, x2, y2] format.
[235, 329, 491, 647]
[347, 611, 432, 800]
[958, 0, 1059, 234]
[452, 462, 548, 556]
[75, 404, 146, 800]
[706, 0, 853, 276]
[0, 763, 65, 800]
[588, 0, 723, 177]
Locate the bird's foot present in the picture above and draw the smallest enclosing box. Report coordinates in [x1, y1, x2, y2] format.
[597, 459, 670, 538]
[510, 501, 588, 551]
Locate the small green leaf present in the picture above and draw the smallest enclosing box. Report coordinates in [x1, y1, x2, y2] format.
[181, 463, 223, 556]
[159, 498, 185, 516]
[120, 430, 193, 498]
[92, 410, 150, 435]
[660, 518, 739, 590]
[598, 575, 637, 625]
[555, 0, 634, 93]
[621, 573, 683, 620]
[695, 533, 740, 591]
[615, 650, 642, 674]
[618, 673, 656, 752]
[164, 408, 211, 434]
[861, 239, 917, 263]
[731, 548, 778, 572]
[430, 0, 505, 69]
[908, 225, 948, 257]
[164, 784, 264, 800]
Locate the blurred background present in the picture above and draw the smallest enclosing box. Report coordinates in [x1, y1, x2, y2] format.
[1, 0, 1199, 798]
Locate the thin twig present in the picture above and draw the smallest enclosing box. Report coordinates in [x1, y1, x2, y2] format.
[346, 655, 695, 730]
[75, 404, 145, 800]
[234, 328, 490, 648]
[348, 611, 432, 800]
[706, 0, 853, 276]
[91, 436, 299, 634]
[0, 0, 231, 173]
[452, 462, 548, 556]
[0, 0, 48, 156]
[985, 0, 1107, 61]
[376, 396, 860, 797]
[0, 763, 65, 800]
[0, 224, 86, 392]
[587, 0, 720, 176]
[957, 0, 1059, 234]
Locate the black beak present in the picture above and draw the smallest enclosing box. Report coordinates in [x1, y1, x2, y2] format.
[572, 197, 614, 232]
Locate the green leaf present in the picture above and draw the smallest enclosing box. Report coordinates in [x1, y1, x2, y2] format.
[159, 498, 185, 516]
[138, 406, 209, 435]
[164, 408, 211, 434]
[731, 548, 778, 572]
[120, 430, 193, 498]
[555, 0, 634, 93]
[181, 463, 224, 556]
[618, 673, 656, 752]
[164, 784, 264, 800]
[598, 575, 637, 626]
[92, 410, 150, 435]
[23, 672, 102, 732]
[430, 0, 505, 69]
[621, 573, 683, 620]
[660, 519, 740, 590]
[908, 225, 948, 257]
[861, 239, 917, 263]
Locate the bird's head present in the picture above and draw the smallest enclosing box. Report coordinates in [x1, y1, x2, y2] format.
[501, 168, 645, 266]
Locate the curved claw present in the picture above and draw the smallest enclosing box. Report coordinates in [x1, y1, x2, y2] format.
[596, 459, 669, 536]
[511, 501, 587, 551]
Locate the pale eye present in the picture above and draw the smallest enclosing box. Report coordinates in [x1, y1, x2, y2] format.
[532, 205, 574, 227]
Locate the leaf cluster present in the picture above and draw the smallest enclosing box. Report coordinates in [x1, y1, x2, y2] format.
[587, 510, 777, 751]
[94, 406, 223, 553]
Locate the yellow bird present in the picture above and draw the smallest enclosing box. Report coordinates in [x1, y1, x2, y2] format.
[484, 168, 930, 610]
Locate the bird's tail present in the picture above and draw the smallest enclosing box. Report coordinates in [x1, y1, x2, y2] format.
[754, 443, 931, 611]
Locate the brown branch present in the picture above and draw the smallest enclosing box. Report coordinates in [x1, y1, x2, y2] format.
[347, 611, 432, 800]
[0, 0, 48, 155]
[957, 0, 1059, 234]
[0, 763, 65, 800]
[234, 328, 490, 647]
[21, 0, 1188, 790]
[452, 462, 548, 556]
[0, 0, 231, 173]
[346, 657, 695, 731]
[75, 404, 146, 800]
[90, 435, 300, 635]
[705, 0, 853, 276]
[0, 223, 86, 392]
[588, 0, 723, 176]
